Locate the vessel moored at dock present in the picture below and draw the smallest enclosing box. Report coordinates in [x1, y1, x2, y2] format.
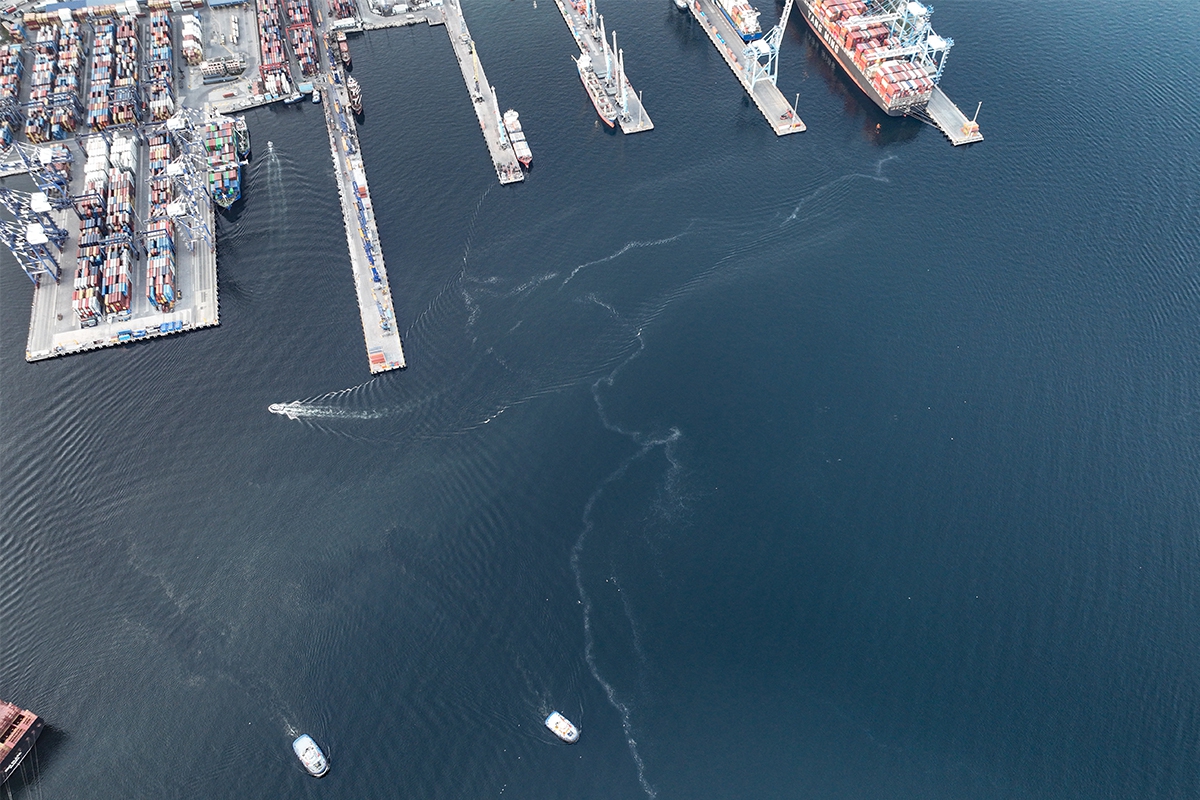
[574, 53, 616, 128]
[1, 700, 44, 785]
[346, 75, 363, 114]
[717, 0, 762, 41]
[502, 109, 532, 168]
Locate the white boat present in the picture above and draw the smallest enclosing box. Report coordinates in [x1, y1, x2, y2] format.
[673, 0, 687, 9]
[292, 734, 329, 777]
[544, 711, 579, 743]
[312, 88, 322, 104]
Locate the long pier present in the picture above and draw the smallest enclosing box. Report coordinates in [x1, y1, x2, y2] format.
[916, 87, 984, 146]
[322, 74, 407, 373]
[689, 0, 805, 136]
[442, 0, 525, 185]
[553, 0, 653, 134]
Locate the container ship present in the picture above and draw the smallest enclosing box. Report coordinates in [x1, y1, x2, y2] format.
[502, 109, 532, 168]
[573, 52, 616, 128]
[799, 0, 953, 116]
[718, 0, 762, 42]
[0, 700, 43, 785]
[203, 119, 242, 208]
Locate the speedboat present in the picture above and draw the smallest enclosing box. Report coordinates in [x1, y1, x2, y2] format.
[293, 734, 329, 777]
[544, 711, 579, 743]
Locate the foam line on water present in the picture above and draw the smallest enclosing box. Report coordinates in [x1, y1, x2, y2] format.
[782, 154, 897, 225]
[561, 225, 695, 286]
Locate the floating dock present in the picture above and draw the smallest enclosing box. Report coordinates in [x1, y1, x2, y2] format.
[442, 0, 525, 185]
[553, 0, 653, 134]
[322, 74, 407, 373]
[689, 0, 805, 135]
[915, 87, 983, 146]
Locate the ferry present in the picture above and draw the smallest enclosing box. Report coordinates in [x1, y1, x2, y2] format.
[573, 53, 616, 128]
[544, 711, 579, 743]
[292, 734, 329, 777]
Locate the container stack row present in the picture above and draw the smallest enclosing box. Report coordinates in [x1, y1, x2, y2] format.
[49, 20, 82, 139]
[73, 137, 110, 326]
[110, 17, 139, 126]
[25, 26, 58, 143]
[809, 0, 935, 106]
[285, 0, 318, 77]
[87, 19, 114, 130]
[326, 0, 356, 20]
[146, 11, 173, 121]
[145, 132, 176, 312]
[200, 54, 248, 84]
[0, 45, 22, 148]
[181, 13, 203, 66]
[256, 0, 293, 96]
[102, 134, 137, 316]
[22, 4, 132, 29]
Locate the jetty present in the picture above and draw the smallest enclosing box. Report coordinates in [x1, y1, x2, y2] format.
[688, 0, 805, 135]
[442, 0, 525, 184]
[553, 0, 652, 134]
[322, 75, 407, 373]
[914, 87, 983, 146]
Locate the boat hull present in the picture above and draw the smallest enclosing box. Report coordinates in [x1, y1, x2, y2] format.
[797, 0, 930, 116]
[717, 1, 763, 42]
[1, 713, 43, 786]
[575, 62, 616, 128]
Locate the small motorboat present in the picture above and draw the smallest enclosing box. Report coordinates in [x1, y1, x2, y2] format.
[312, 88, 322, 104]
[544, 711, 579, 743]
[293, 734, 329, 777]
[674, 0, 687, 8]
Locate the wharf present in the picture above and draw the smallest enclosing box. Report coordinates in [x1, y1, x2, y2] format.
[553, 0, 652, 134]
[21, 139, 219, 363]
[322, 74, 407, 373]
[916, 87, 983, 146]
[442, 0, 524, 184]
[688, 0, 805, 135]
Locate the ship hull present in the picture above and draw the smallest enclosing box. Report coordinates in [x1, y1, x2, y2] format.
[1, 714, 43, 785]
[797, 0, 930, 117]
[575, 63, 617, 128]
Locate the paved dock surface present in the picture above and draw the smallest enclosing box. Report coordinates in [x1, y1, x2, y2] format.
[553, 0, 653, 134]
[442, 0, 525, 185]
[920, 86, 983, 145]
[689, 0, 805, 136]
[22, 137, 219, 363]
[322, 74, 407, 373]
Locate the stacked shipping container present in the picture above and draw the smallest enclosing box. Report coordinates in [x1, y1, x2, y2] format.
[285, 0, 318, 77]
[87, 20, 114, 130]
[111, 17, 139, 126]
[808, 0, 935, 108]
[24, 26, 57, 143]
[327, 0, 356, 20]
[101, 134, 136, 315]
[49, 20, 82, 139]
[181, 13, 203, 66]
[146, 11, 173, 120]
[0, 45, 22, 147]
[72, 138, 109, 325]
[256, 0, 293, 97]
[145, 133, 176, 311]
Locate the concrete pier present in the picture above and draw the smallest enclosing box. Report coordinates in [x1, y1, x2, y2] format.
[553, 0, 653, 134]
[322, 74, 407, 373]
[689, 0, 805, 136]
[917, 87, 983, 146]
[442, 0, 525, 185]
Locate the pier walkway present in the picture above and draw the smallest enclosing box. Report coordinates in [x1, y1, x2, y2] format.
[916, 87, 983, 146]
[553, 0, 652, 134]
[442, 0, 524, 185]
[322, 74, 407, 373]
[689, 0, 805, 136]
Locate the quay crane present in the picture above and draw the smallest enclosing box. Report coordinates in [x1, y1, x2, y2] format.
[745, 0, 795, 91]
[0, 187, 68, 285]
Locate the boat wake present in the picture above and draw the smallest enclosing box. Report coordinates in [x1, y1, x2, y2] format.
[782, 154, 897, 225]
[561, 225, 695, 286]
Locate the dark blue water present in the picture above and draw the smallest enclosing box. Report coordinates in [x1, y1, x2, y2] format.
[4, 1, 1200, 797]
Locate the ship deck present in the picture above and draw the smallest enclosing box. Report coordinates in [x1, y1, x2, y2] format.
[688, 0, 805, 136]
[321, 73, 407, 373]
[553, 0, 653, 135]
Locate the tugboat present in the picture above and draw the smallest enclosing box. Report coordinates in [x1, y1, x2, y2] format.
[544, 711, 579, 743]
[1, 700, 44, 786]
[502, 109, 532, 168]
[347, 75, 363, 114]
[573, 53, 616, 128]
[292, 734, 329, 777]
[233, 115, 251, 160]
[312, 87, 322, 104]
